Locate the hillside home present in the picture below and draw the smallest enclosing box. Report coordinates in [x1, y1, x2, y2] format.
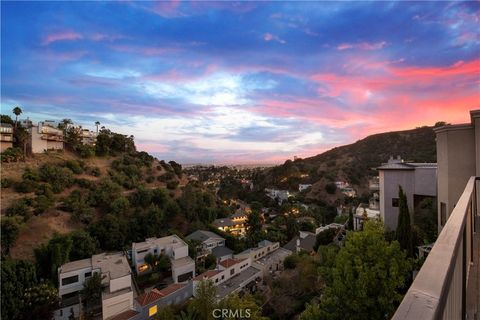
[56, 252, 134, 320]
[80, 128, 98, 146]
[131, 235, 195, 283]
[378, 156, 437, 230]
[265, 188, 290, 203]
[212, 212, 248, 236]
[29, 120, 64, 153]
[186, 230, 228, 260]
[0, 123, 13, 151]
[283, 231, 317, 253]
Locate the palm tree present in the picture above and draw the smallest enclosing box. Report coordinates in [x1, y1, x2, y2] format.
[95, 121, 100, 133]
[12, 106, 22, 129]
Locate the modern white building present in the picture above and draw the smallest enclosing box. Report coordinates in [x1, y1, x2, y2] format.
[234, 240, 280, 262]
[131, 235, 195, 283]
[29, 120, 64, 153]
[79, 128, 98, 146]
[434, 110, 480, 232]
[56, 252, 134, 320]
[0, 123, 13, 152]
[378, 156, 437, 230]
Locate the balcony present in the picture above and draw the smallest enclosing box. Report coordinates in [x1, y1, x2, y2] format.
[393, 176, 479, 320]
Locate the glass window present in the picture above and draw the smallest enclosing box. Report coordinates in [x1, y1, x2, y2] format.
[61, 275, 79, 286]
[392, 198, 399, 207]
[85, 272, 92, 278]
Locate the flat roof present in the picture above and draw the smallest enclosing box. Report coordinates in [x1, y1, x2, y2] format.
[60, 257, 92, 273]
[132, 235, 187, 251]
[186, 230, 224, 242]
[170, 256, 195, 268]
[255, 248, 292, 265]
[92, 252, 131, 280]
[216, 266, 261, 298]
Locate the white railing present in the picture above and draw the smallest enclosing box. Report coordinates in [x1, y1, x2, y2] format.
[393, 177, 478, 320]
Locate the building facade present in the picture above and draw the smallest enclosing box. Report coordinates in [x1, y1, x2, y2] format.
[434, 110, 480, 232]
[378, 156, 437, 230]
[131, 235, 195, 283]
[0, 123, 13, 152]
[29, 121, 64, 153]
[56, 252, 134, 320]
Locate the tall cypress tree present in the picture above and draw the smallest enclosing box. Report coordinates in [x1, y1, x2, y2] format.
[348, 207, 354, 230]
[396, 186, 413, 257]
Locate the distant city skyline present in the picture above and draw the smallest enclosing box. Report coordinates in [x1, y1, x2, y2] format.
[1, 1, 478, 164]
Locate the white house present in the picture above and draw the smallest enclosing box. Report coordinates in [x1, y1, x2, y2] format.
[56, 252, 133, 320]
[378, 156, 437, 230]
[29, 121, 64, 153]
[131, 235, 195, 283]
[299, 184, 312, 192]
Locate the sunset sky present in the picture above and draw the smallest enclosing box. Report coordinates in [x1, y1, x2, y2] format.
[2, 1, 479, 164]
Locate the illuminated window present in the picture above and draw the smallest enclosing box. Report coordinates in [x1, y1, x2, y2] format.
[138, 264, 149, 272]
[149, 305, 158, 317]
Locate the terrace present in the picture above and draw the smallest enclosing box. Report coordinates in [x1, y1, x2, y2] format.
[393, 177, 479, 320]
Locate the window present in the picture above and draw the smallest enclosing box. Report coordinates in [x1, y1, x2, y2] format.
[154, 249, 158, 254]
[84, 272, 92, 278]
[392, 198, 399, 207]
[61, 275, 79, 286]
[137, 249, 148, 254]
[138, 264, 149, 272]
[215, 278, 219, 283]
[222, 275, 225, 280]
[149, 305, 158, 317]
[441, 202, 447, 226]
[230, 269, 235, 275]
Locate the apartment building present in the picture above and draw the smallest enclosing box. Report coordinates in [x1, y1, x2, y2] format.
[131, 235, 195, 283]
[29, 120, 64, 153]
[435, 110, 480, 231]
[56, 252, 134, 320]
[0, 123, 13, 151]
[378, 156, 437, 230]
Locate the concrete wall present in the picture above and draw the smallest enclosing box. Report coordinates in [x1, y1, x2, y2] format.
[30, 125, 63, 153]
[413, 168, 437, 196]
[58, 267, 94, 297]
[102, 290, 133, 320]
[435, 125, 476, 231]
[173, 246, 189, 259]
[379, 170, 415, 230]
[53, 304, 80, 320]
[172, 260, 195, 283]
[110, 275, 132, 293]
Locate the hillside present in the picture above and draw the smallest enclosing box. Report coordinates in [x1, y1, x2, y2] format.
[253, 126, 437, 202]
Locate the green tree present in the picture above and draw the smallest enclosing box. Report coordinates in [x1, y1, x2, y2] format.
[22, 283, 59, 320]
[69, 231, 97, 260]
[300, 301, 322, 320]
[396, 186, 413, 257]
[348, 207, 354, 230]
[314, 228, 338, 251]
[318, 220, 412, 320]
[81, 272, 103, 314]
[189, 280, 217, 320]
[1, 217, 21, 256]
[12, 106, 22, 129]
[204, 254, 217, 270]
[1, 259, 37, 320]
[34, 233, 73, 283]
[413, 197, 437, 244]
[246, 211, 262, 246]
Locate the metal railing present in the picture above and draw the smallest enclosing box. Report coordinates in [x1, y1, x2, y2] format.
[393, 176, 478, 320]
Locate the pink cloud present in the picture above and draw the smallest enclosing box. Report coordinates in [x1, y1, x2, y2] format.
[263, 33, 286, 44]
[109, 44, 180, 56]
[42, 31, 83, 45]
[337, 41, 387, 51]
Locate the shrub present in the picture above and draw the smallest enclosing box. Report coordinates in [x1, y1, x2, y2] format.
[35, 183, 54, 198]
[146, 176, 155, 183]
[75, 144, 95, 158]
[1, 177, 13, 188]
[64, 160, 83, 174]
[33, 195, 54, 215]
[90, 167, 101, 177]
[284, 254, 300, 269]
[166, 180, 179, 190]
[325, 183, 337, 194]
[110, 197, 130, 215]
[15, 180, 38, 193]
[74, 178, 93, 189]
[6, 200, 31, 221]
[39, 164, 74, 193]
[0, 147, 23, 162]
[22, 168, 41, 182]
